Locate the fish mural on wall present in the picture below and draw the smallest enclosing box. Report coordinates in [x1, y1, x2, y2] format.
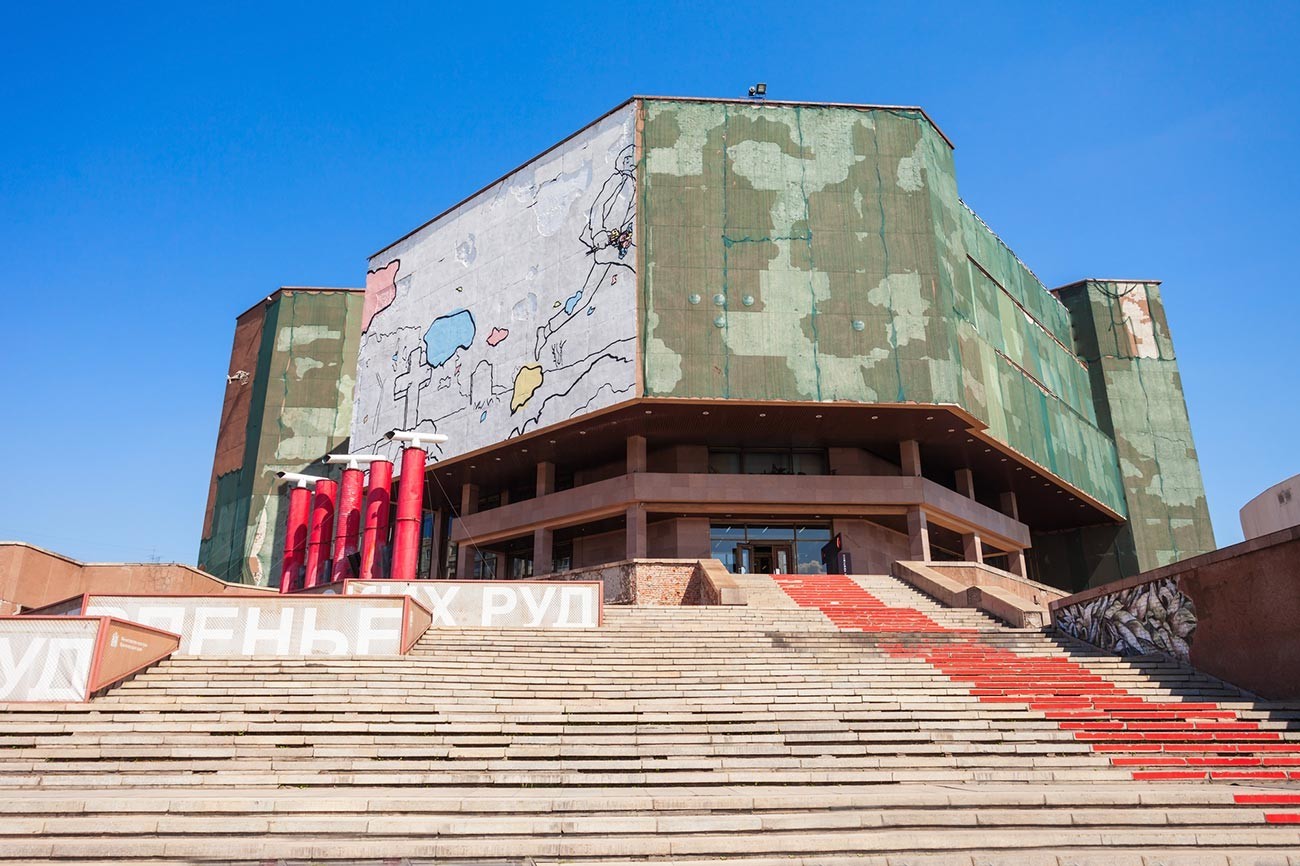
[1054, 577, 1197, 662]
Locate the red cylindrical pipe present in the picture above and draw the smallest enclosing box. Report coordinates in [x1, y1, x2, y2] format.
[280, 485, 311, 593]
[331, 467, 364, 580]
[359, 459, 393, 581]
[303, 478, 337, 589]
[391, 446, 428, 582]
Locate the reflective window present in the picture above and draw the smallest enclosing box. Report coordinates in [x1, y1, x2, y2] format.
[708, 448, 827, 475]
[793, 451, 828, 476]
[709, 537, 736, 572]
[707, 450, 741, 474]
[743, 451, 790, 475]
[709, 522, 832, 574]
[473, 550, 497, 579]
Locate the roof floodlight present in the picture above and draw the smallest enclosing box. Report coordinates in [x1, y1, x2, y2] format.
[748, 82, 767, 99]
[326, 453, 390, 470]
[277, 471, 323, 489]
[385, 429, 450, 449]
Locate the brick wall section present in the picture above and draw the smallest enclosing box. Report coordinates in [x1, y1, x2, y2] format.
[630, 560, 701, 606]
[535, 558, 732, 606]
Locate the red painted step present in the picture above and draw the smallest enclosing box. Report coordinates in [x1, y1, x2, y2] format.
[1236, 793, 1300, 805]
[772, 571, 1299, 799]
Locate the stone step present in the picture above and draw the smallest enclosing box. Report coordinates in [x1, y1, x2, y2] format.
[4, 825, 1299, 861]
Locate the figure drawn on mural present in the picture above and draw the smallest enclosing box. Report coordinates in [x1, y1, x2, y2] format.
[533, 144, 636, 366]
[351, 112, 638, 463]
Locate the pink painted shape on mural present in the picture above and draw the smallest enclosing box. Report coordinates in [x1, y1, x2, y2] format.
[361, 259, 400, 333]
[486, 327, 509, 347]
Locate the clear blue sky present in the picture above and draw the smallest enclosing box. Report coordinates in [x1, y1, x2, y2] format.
[2, 2, 1296, 563]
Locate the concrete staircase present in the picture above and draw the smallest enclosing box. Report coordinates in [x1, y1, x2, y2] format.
[1, 573, 1298, 863]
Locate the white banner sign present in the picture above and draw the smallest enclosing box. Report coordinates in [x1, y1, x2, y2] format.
[345, 580, 601, 629]
[0, 619, 97, 701]
[81, 596, 418, 657]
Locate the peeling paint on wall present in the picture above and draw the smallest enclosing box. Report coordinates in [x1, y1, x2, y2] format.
[639, 99, 1126, 515]
[1051, 280, 1215, 582]
[198, 289, 363, 586]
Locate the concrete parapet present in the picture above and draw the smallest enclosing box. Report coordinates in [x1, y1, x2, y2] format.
[1051, 525, 1300, 699]
[892, 560, 1064, 628]
[0, 542, 271, 615]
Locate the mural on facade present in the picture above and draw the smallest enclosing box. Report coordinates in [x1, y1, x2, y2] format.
[352, 106, 638, 466]
[1053, 576, 1197, 662]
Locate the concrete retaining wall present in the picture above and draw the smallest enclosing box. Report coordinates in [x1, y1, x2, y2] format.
[1050, 526, 1300, 699]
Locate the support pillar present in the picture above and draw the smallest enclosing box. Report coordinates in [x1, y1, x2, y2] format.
[961, 532, 984, 564]
[359, 459, 393, 581]
[627, 435, 647, 474]
[533, 527, 554, 577]
[536, 461, 555, 497]
[999, 491, 1028, 576]
[626, 503, 647, 560]
[304, 479, 337, 588]
[495, 551, 508, 580]
[955, 468, 975, 499]
[1008, 549, 1028, 577]
[460, 482, 479, 516]
[906, 506, 931, 562]
[456, 542, 475, 579]
[426, 508, 443, 578]
[391, 446, 428, 582]
[331, 467, 364, 580]
[279, 484, 311, 593]
[900, 439, 922, 477]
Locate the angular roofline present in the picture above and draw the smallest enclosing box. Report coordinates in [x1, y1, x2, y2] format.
[234, 286, 364, 321]
[1051, 279, 1165, 294]
[369, 95, 954, 260]
[635, 95, 954, 150]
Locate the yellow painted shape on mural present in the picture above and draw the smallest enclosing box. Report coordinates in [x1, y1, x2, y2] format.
[511, 364, 544, 413]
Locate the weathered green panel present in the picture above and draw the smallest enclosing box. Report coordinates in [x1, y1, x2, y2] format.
[1053, 280, 1215, 581]
[198, 289, 363, 586]
[641, 99, 1125, 514]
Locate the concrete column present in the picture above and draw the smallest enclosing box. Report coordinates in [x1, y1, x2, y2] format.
[955, 468, 975, 499]
[1008, 549, 1028, 577]
[460, 482, 479, 516]
[626, 503, 647, 560]
[455, 542, 475, 579]
[961, 532, 984, 564]
[999, 491, 1027, 576]
[900, 440, 922, 477]
[427, 508, 443, 578]
[536, 461, 555, 497]
[1000, 490, 1020, 520]
[495, 551, 508, 580]
[499, 489, 510, 506]
[627, 435, 647, 474]
[533, 527, 553, 576]
[906, 506, 931, 561]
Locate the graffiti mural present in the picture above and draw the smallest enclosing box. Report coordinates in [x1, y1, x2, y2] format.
[1053, 576, 1197, 662]
[352, 106, 638, 465]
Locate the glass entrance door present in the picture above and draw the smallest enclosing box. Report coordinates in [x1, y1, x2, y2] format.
[742, 543, 793, 574]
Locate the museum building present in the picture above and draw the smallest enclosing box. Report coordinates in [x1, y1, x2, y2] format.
[200, 96, 1215, 593]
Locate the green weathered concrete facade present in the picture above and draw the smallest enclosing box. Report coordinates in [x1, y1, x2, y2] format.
[636, 98, 1211, 586]
[1042, 280, 1216, 584]
[640, 99, 1124, 511]
[198, 288, 363, 586]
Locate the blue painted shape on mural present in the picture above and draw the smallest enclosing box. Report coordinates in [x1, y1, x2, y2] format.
[424, 309, 476, 368]
[479, 410, 487, 422]
[563, 289, 583, 315]
[586, 307, 595, 316]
